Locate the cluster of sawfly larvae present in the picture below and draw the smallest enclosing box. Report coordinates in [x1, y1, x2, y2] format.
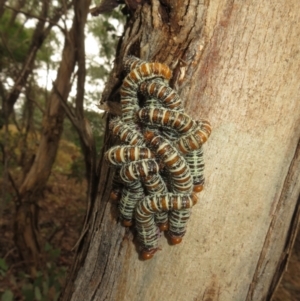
[105, 56, 211, 260]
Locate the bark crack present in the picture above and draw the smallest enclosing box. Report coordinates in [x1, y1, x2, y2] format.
[246, 138, 300, 301]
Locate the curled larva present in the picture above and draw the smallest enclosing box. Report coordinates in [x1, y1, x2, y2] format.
[135, 193, 197, 259]
[122, 62, 172, 91]
[120, 62, 172, 123]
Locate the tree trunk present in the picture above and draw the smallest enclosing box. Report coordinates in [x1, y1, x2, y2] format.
[61, 1, 300, 300]
[14, 0, 91, 275]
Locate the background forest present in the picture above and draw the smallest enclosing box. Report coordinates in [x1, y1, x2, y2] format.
[0, 1, 298, 300]
[0, 0, 123, 299]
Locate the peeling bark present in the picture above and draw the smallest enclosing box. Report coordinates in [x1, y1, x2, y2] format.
[61, 1, 300, 300]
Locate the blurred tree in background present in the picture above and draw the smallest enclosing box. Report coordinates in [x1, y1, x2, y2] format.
[0, 0, 125, 299]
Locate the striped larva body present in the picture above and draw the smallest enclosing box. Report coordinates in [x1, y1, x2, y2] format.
[109, 117, 145, 146]
[137, 107, 196, 134]
[120, 159, 160, 183]
[105, 145, 154, 166]
[122, 62, 172, 92]
[123, 56, 147, 73]
[168, 208, 192, 244]
[143, 131, 193, 193]
[139, 80, 184, 111]
[185, 147, 205, 193]
[119, 180, 145, 226]
[142, 173, 167, 195]
[137, 76, 184, 141]
[175, 119, 212, 154]
[142, 130, 195, 240]
[120, 63, 172, 123]
[135, 193, 197, 259]
[143, 174, 169, 231]
[120, 98, 140, 124]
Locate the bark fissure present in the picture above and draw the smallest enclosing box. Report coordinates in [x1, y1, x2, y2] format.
[246, 138, 300, 301]
[92, 243, 112, 295]
[267, 160, 300, 299]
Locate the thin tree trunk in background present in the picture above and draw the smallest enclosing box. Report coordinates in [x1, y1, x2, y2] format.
[61, 1, 300, 300]
[14, 0, 91, 275]
[73, 0, 96, 184]
[1, 0, 49, 127]
[0, 2, 70, 128]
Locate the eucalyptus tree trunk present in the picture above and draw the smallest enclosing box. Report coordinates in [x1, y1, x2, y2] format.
[61, 1, 300, 300]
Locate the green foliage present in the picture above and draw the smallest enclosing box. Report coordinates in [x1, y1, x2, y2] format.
[44, 242, 61, 261]
[0, 123, 38, 164]
[19, 266, 65, 301]
[63, 109, 105, 182]
[0, 245, 66, 301]
[88, 9, 125, 58]
[88, 64, 110, 82]
[1, 290, 13, 301]
[0, 2, 63, 90]
[36, 30, 60, 67]
[68, 156, 86, 183]
[62, 118, 82, 149]
[23, 244, 66, 301]
[62, 109, 105, 152]
[0, 258, 8, 276]
[86, 7, 126, 82]
[84, 109, 105, 152]
[0, 10, 31, 65]
[0, 258, 13, 301]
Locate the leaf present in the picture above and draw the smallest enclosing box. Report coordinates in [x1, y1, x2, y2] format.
[44, 242, 52, 252]
[34, 286, 42, 301]
[49, 247, 61, 260]
[22, 283, 34, 301]
[0, 258, 8, 272]
[0, 10, 31, 64]
[1, 290, 14, 301]
[42, 279, 49, 295]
